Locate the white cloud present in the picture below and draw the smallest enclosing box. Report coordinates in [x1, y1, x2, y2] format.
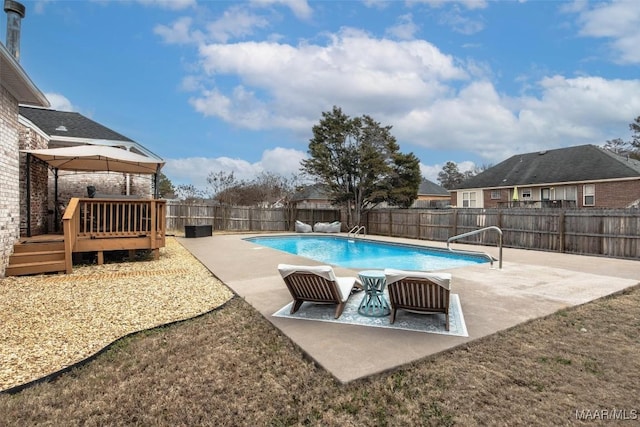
[190, 29, 467, 132]
[256, 147, 307, 176]
[398, 75, 640, 163]
[437, 6, 485, 35]
[154, 17, 203, 45]
[206, 6, 271, 43]
[250, 0, 313, 20]
[183, 27, 640, 166]
[163, 147, 307, 190]
[572, 0, 640, 64]
[135, 0, 196, 10]
[45, 93, 74, 111]
[409, 0, 488, 10]
[386, 14, 420, 40]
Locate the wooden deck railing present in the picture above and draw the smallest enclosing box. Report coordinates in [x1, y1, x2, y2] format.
[62, 198, 166, 273]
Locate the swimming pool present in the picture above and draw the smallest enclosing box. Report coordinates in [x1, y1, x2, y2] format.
[244, 235, 489, 271]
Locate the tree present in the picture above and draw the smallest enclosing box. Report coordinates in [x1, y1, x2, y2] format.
[437, 161, 465, 190]
[301, 106, 421, 226]
[386, 152, 422, 208]
[207, 171, 243, 205]
[209, 171, 300, 207]
[175, 184, 205, 202]
[604, 137, 628, 155]
[630, 116, 640, 146]
[156, 172, 175, 199]
[602, 116, 640, 160]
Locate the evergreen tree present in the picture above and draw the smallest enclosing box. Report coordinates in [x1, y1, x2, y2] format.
[302, 106, 421, 226]
[437, 161, 465, 190]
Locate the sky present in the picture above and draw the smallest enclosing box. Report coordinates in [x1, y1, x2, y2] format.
[5, 0, 640, 192]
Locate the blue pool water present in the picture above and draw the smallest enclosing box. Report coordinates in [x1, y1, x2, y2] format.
[244, 235, 489, 271]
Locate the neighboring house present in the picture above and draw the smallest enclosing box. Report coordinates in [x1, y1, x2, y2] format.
[1, 34, 50, 276]
[452, 144, 640, 209]
[412, 179, 450, 208]
[291, 183, 335, 209]
[19, 106, 164, 235]
[293, 180, 450, 209]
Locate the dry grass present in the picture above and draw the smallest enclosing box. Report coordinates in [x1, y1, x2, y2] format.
[1, 241, 639, 426]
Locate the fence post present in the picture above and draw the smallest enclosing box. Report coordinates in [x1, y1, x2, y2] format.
[388, 209, 392, 236]
[451, 209, 458, 237]
[559, 210, 565, 253]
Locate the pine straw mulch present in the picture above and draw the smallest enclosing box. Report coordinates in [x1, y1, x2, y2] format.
[0, 237, 234, 392]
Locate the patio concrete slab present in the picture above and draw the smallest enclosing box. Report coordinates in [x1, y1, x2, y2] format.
[178, 233, 639, 384]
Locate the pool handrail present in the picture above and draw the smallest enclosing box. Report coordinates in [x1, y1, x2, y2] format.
[348, 225, 366, 238]
[447, 226, 503, 269]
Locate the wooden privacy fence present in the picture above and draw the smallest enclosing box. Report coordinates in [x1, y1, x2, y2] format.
[165, 202, 340, 233]
[364, 208, 640, 260]
[166, 202, 639, 260]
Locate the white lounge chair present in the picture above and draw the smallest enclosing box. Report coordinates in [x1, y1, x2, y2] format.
[277, 264, 360, 318]
[384, 268, 453, 330]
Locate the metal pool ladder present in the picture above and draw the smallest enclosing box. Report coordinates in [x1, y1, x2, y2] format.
[447, 226, 503, 269]
[348, 225, 366, 239]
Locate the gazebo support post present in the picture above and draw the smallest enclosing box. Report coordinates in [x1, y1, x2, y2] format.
[53, 168, 59, 232]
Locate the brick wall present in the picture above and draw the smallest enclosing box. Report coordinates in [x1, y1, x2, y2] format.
[454, 182, 640, 209]
[589, 180, 640, 208]
[0, 86, 20, 277]
[50, 171, 154, 211]
[18, 127, 49, 235]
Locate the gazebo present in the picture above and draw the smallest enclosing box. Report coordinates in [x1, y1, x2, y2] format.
[8, 145, 167, 276]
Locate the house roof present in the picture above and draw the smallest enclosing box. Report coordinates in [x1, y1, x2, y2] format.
[19, 106, 133, 142]
[291, 183, 330, 201]
[19, 106, 163, 161]
[456, 144, 640, 190]
[0, 42, 49, 107]
[418, 179, 449, 196]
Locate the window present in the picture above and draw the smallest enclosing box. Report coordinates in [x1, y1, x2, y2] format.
[462, 191, 477, 208]
[490, 190, 501, 200]
[583, 184, 595, 206]
[565, 186, 577, 201]
[541, 188, 551, 200]
[522, 188, 532, 199]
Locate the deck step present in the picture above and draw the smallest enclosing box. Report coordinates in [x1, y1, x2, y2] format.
[6, 240, 67, 276]
[13, 241, 65, 253]
[5, 260, 66, 276]
[9, 250, 65, 265]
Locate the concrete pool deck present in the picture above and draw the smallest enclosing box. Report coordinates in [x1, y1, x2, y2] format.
[178, 233, 640, 384]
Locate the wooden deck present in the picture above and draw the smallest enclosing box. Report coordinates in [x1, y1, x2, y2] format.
[7, 198, 166, 276]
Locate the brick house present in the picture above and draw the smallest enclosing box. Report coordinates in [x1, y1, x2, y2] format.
[451, 144, 640, 209]
[412, 179, 450, 208]
[1, 40, 49, 276]
[18, 106, 164, 235]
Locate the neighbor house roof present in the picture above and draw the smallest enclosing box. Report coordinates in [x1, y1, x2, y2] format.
[456, 144, 640, 190]
[19, 106, 163, 161]
[418, 179, 449, 196]
[0, 42, 49, 107]
[291, 183, 331, 201]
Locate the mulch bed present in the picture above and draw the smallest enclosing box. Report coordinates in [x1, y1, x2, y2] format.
[0, 237, 234, 391]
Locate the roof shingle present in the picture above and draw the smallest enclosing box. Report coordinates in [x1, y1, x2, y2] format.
[456, 144, 640, 189]
[19, 106, 133, 142]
